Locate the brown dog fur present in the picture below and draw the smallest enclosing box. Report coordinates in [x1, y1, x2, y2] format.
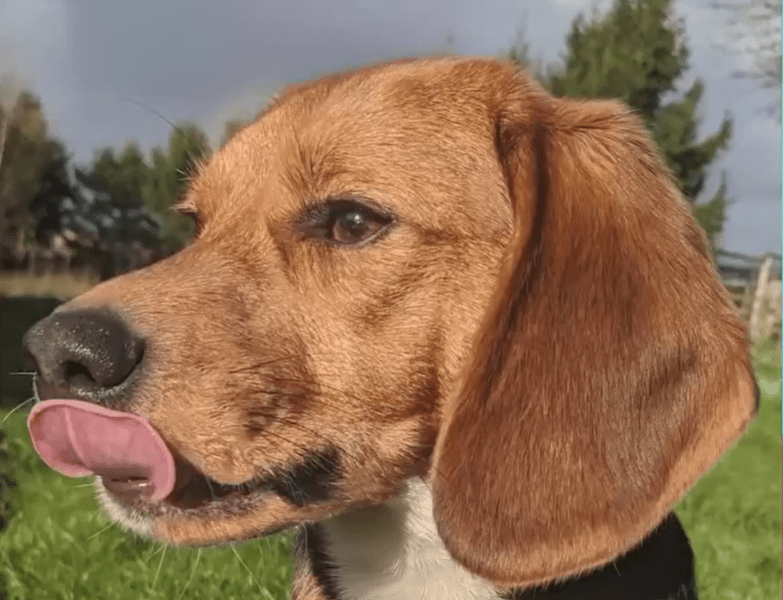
[56, 57, 756, 590]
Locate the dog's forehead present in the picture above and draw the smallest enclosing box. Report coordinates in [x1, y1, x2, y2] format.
[190, 58, 516, 231]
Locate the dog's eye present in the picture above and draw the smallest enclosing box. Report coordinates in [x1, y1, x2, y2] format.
[331, 206, 385, 245]
[300, 200, 394, 246]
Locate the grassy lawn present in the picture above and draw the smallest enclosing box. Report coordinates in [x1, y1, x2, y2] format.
[1, 345, 779, 600]
[676, 342, 782, 600]
[0, 410, 292, 600]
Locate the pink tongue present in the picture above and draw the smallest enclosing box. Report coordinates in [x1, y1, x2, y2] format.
[27, 399, 176, 502]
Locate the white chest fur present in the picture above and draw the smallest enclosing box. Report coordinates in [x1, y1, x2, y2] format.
[321, 478, 500, 600]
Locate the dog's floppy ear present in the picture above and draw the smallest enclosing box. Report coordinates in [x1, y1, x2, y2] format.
[431, 88, 758, 588]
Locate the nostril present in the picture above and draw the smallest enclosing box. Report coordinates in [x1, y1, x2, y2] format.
[60, 338, 145, 395]
[63, 360, 97, 388]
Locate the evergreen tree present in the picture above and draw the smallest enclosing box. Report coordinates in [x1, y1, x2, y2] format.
[28, 137, 79, 246]
[0, 84, 211, 273]
[74, 146, 161, 278]
[0, 91, 51, 259]
[512, 0, 732, 247]
[146, 123, 211, 251]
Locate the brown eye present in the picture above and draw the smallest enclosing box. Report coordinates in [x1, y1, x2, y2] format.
[300, 199, 394, 246]
[332, 208, 382, 244]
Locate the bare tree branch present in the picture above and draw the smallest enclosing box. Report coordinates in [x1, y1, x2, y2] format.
[712, 0, 781, 118]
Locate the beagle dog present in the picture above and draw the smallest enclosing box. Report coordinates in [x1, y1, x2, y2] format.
[24, 57, 757, 600]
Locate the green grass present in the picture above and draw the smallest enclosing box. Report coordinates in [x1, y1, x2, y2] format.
[1, 347, 780, 600]
[0, 410, 292, 600]
[677, 345, 781, 600]
[676, 343, 782, 600]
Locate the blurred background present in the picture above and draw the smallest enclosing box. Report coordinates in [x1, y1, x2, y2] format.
[0, 0, 780, 332]
[0, 1, 780, 599]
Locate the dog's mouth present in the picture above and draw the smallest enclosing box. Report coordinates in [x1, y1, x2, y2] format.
[157, 451, 272, 516]
[27, 398, 269, 518]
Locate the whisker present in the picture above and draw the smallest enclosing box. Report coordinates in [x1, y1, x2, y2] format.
[86, 522, 116, 541]
[121, 97, 212, 159]
[204, 476, 217, 501]
[2, 397, 34, 424]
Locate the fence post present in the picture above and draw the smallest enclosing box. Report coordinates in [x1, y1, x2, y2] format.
[749, 254, 773, 342]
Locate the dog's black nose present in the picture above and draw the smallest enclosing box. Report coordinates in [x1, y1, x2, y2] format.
[23, 309, 145, 406]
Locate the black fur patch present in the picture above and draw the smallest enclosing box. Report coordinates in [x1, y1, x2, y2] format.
[294, 524, 341, 600]
[270, 447, 342, 507]
[507, 513, 698, 600]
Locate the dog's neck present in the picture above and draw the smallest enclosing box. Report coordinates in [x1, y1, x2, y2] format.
[321, 477, 500, 600]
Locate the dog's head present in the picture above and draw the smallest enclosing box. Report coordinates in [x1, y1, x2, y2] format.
[24, 57, 756, 587]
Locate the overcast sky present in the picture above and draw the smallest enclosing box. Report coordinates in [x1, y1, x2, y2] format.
[1, 0, 779, 255]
